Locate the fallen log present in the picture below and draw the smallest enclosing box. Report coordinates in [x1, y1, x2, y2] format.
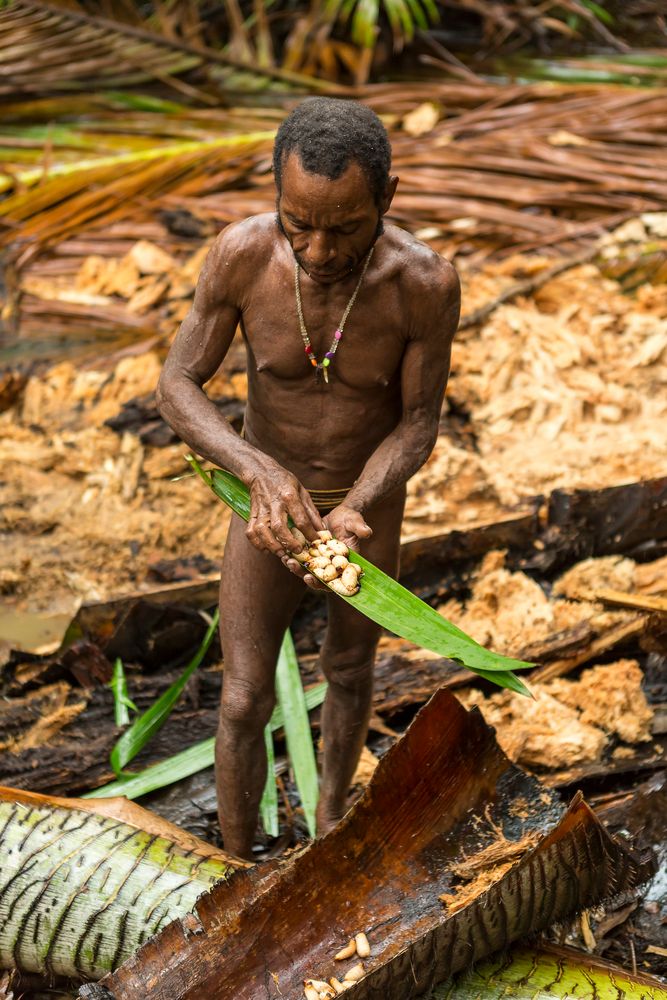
[531, 476, 667, 573]
[531, 617, 646, 683]
[94, 689, 654, 1000]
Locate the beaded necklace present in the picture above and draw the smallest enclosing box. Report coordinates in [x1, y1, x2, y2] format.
[294, 247, 374, 384]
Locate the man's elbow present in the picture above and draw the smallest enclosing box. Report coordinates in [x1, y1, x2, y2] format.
[409, 417, 439, 467]
[155, 368, 181, 421]
[155, 371, 168, 419]
[418, 427, 439, 466]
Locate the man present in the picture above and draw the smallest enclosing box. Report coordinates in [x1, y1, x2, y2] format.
[157, 97, 460, 860]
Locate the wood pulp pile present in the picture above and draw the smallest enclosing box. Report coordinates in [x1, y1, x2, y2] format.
[2, 213, 666, 608]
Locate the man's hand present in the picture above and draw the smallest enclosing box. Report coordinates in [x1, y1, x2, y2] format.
[277, 503, 372, 592]
[246, 465, 324, 560]
[324, 504, 372, 552]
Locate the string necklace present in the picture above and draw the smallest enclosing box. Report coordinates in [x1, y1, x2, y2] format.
[294, 246, 374, 384]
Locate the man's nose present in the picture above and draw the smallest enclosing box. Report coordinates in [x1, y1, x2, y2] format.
[307, 230, 336, 266]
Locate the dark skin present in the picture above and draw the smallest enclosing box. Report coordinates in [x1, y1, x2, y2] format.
[157, 151, 460, 860]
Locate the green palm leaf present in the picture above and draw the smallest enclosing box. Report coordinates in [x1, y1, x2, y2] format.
[260, 726, 280, 837]
[187, 458, 532, 696]
[275, 630, 319, 836]
[109, 610, 219, 776]
[85, 682, 328, 801]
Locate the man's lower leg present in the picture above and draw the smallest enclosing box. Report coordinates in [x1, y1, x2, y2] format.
[317, 653, 374, 833]
[216, 713, 268, 860]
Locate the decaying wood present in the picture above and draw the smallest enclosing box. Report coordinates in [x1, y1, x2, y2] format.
[457, 246, 600, 330]
[399, 505, 541, 585]
[531, 617, 646, 683]
[95, 690, 653, 1000]
[595, 589, 667, 615]
[537, 477, 667, 573]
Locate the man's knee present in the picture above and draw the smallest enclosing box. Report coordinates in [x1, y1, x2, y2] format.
[320, 640, 377, 690]
[220, 675, 275, 732]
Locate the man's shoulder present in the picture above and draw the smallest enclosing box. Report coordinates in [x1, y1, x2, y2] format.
[196, 214, 278, 305]
[209, 213, 277, 264]
[385, 225, 459, 299]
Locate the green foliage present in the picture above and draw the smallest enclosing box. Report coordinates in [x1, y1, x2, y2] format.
[109, 610, 220, 776]
[108, 658, 137, 728]
[327, 0, 438, 49]
[430, 945, 667, 999]
[260, 726, 280, 836]
[84, 682, 328, 800]
[274, 630, 320, 836]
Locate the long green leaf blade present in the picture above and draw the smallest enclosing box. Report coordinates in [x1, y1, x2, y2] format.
[276, 631, 319, 837]
[187, 458, 532, 695]
[108, 657, 137, 728]
[260, 726, 279, 837]
[110, 609, 220, 776]
[84, 682, 328, 800]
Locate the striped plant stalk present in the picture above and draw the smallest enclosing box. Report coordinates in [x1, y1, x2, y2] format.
[432, 944, 667, 1000]
[0, 787, 235, 981]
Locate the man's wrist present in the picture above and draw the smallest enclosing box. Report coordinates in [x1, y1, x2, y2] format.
[239, 449, 277, 488]
[342, 489, 370, 515]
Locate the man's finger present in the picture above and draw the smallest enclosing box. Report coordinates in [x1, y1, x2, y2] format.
[252, 518, 285, 557]
[289, 497, 324, 542]
[271, 505, 309, 554]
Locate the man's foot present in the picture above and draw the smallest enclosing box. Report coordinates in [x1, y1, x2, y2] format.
[316, 801, 345, 837]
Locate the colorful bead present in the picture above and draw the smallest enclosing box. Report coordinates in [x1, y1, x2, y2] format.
[334, 329, 343, 340]
[322, 358, 331, 367]
[325, 351, 334, 359]
[310, 358, 317, 366]
[305, 345, 313, 354]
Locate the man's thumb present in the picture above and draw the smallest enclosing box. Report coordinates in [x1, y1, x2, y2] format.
[353, 515, 373, 539]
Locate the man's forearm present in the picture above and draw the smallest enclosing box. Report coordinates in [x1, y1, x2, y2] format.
[344, 418, 437, 513]
[156, 372, 273, 485]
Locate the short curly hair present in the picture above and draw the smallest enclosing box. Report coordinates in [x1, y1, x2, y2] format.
[273, 97, 391, 204]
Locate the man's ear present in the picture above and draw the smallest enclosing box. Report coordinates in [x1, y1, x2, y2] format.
[381, 175, 399, 215]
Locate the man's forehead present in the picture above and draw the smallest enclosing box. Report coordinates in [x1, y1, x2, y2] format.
[279, 152, 373, 212]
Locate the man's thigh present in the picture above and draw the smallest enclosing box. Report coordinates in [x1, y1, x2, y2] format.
[220, 513, 305, 674]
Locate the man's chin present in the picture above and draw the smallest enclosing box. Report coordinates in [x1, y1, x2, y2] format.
[306, 269, 347, 285]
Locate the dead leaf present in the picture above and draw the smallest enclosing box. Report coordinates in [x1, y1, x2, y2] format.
[402, 102, 440, 137]
[129, 239, 176, 275]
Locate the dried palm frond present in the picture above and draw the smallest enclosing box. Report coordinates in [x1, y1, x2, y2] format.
[0, 0, 334, 100]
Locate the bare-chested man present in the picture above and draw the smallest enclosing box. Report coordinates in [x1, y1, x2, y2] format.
[157, 97, 460, 860]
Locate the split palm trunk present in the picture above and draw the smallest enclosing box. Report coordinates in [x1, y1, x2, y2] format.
[87, 690, 654, 1000]
[0, 788, 241, 980]
[434, 944, 667, 1000]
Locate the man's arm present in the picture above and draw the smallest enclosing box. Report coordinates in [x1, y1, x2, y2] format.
[326, 259, 460, 545]
[156, 223, 323, 555]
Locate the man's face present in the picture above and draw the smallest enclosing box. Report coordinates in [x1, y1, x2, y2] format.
[277, 152, 394, 285]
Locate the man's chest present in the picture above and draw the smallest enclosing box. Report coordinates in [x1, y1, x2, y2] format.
[239, 281, 407, 391]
